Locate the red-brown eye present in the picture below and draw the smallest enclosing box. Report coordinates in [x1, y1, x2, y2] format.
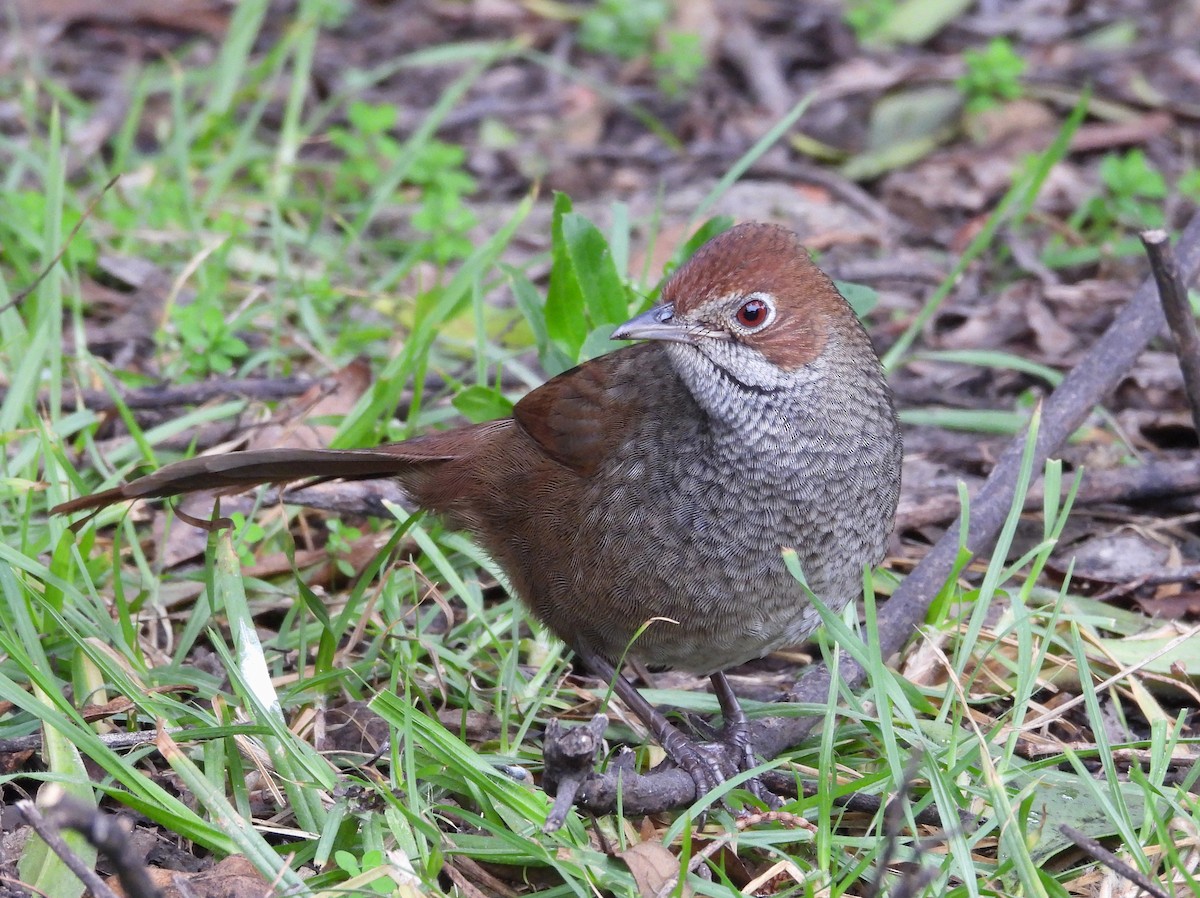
[735, 297, 773, 330]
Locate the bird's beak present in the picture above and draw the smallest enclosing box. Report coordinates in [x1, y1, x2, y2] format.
[612, 303, 696, 345]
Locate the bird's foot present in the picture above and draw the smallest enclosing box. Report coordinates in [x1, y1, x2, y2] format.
[710, 673, 782, 809]
[656, 725, 739, 800]
[715, 720, 782, 809]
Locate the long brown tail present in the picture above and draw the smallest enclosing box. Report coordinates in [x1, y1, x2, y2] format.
[50, 447, 432, 515]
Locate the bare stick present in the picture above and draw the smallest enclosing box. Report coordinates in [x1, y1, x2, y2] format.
[541, 714, 609, 833]
[1059, 824, 1169, 898]
[16, 796, 125, 898]
[1141, 228, 1200, 434]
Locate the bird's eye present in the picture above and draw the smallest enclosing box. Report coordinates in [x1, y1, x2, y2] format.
[734, 296, 774, 331]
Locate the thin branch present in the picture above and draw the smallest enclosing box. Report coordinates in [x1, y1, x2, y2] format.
[16, 797, 125, 898]
[1059, 824, 1170, 898]
[1141, 228, 1200, 434]
[58, 375, 318, 412]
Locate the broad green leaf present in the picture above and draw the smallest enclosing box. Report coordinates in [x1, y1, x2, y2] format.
[545, 192, 587, 356]
[560, 212, 627, 326]
[452, 385, 515, 423]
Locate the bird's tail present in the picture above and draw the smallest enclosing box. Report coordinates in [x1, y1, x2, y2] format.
[50, 446, 443, 516]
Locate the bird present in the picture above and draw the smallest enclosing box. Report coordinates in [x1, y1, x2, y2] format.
[54, 222, 903, 798]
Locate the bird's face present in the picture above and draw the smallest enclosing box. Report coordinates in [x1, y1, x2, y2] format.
[613, 223, 868, 418]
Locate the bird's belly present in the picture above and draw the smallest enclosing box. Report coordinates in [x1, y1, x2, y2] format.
[508, 476, 857, 674]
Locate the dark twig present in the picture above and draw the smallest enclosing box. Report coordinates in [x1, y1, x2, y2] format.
[756, 769, 974, 830]
[271, 479, 411, 519]
[897, 452, 1200, 531]
[16, 797, 125, 898]
[719, 14, 792, 117]
[1059, 824, 1170, 898]
[571, 211, 1200, 816]
[866, 752, 941, 898]
[0, 725, 210, 755]
[541, 714, 609, 833]
[1141, 229, 1200, 435]
[38, 794, 162, 898]
[59, 375, 318, 412]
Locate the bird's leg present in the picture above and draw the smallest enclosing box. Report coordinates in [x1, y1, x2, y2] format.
[578, 651, 734, 799]
[709, 672, 753, 767]
[710, 671, 781, 808]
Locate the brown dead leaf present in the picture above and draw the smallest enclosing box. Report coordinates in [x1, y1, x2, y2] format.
[1069, 112, 1173, 154]
[324, 701, 390, 754]
[79, 685, 197, 723]
[110, 855, 270, 898]
[1134, 592, 1200, 620]
[933, 281, 1032, 351]
[965, 98, 1057, 146]
[620, 841, 692, 898]
[436, 707, 508, 744]
[77, 258, 180, 371]
[246, 357, 372, 451]
[1062, 531, 1172, 587]
[242, 546, 329, 579]
[1023, 291, 1077, 359]
[557, 85, 607, 150]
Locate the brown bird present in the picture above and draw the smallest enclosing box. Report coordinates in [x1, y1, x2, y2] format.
[55, 223, 902, 797]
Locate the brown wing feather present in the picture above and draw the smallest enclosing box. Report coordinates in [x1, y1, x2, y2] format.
[513, 344, 656, 476]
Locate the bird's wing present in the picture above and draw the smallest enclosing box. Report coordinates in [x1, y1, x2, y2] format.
[512, 343, 663, 477]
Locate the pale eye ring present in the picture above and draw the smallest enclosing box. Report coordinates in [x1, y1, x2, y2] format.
[733, 294, 776, 331]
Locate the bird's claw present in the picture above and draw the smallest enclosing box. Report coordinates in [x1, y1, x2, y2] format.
[712, 710, 782, 809]
[662, 732, 783, 811]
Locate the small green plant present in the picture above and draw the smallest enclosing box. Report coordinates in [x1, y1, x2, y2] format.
[325, 519, 364, 579]
[328, 101, 478, 263]
[958, 38, 1027, 112]
[578, 0, 668, 59]
[0, 190, 98, 281]
[844, 0, 898, 43]
[332, 849, 394, 895]
[1177, 166, 1200, 204]
[651, 31, 705, 98]
[171, 299, 250, 377]
[1079, 148, 1167, 235]
[1041, 148, 1169, 267]
[406, 140, 478, 262]
[577, 0, 704, 97]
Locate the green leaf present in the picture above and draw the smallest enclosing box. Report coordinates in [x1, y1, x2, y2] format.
[545, 193, 587, 356]
[560, 212, 627, 326]
[579, 326, 623, 362]
[870, 0, 974, 45]
[545, 195, 628, 360]
[452, 385, 515, 423]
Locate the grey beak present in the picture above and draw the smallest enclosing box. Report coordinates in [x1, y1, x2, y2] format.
[612, 303, 696, 344]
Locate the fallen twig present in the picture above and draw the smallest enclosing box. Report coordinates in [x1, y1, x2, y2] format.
[17, 792, 156, 898]
[896, 451, 1200, 531]
[1141, 228, 1200, 434]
